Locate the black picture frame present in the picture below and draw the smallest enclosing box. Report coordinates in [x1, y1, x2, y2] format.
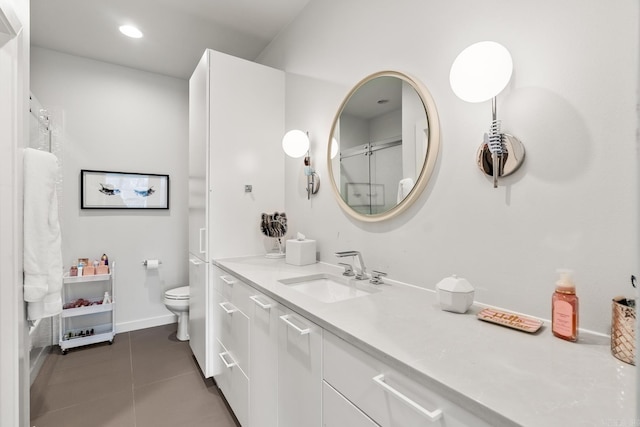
[80, 169, 169, 209]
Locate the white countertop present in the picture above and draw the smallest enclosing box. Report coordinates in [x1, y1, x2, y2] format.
[213, 256, 636, 427]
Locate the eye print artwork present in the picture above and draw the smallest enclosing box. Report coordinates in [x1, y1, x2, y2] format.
[99, 184, 155, 198]
[99, 183, 121, 196]
[134, 187, 155, 197]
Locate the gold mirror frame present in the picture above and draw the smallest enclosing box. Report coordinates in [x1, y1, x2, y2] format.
[327, 71, 441, 223]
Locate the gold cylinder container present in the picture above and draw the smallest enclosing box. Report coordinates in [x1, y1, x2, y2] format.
[611, 297, 636, 365]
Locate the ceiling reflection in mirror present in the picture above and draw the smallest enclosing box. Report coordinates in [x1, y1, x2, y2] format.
[327, 71, 440, 222]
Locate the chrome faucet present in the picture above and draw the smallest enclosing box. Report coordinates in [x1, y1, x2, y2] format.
[369, 270, 387, 285]
[338, 262, 355, 277]
[335, 251, 368, 280]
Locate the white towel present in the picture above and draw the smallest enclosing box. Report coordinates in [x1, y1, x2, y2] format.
[23, 148, 63, 320]
[397, 177, 415, 203]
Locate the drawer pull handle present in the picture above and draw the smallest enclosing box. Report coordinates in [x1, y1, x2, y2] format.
[220, 275, 236, 286]
[189, 258, 203, 266]
[279, 314, 310, 335]
[218, 351, 237, 368]
[199, 228, 206, 254]
[372, 374, 443, 422]
[250, 295, 273, 310]
[219, 301, 238, 314]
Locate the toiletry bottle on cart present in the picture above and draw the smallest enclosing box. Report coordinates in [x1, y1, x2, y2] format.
[552, 269, 579, 342]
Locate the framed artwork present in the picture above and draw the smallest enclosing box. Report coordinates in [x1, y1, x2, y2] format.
[81, 169, 169, 209]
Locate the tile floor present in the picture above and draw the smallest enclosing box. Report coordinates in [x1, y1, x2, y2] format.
[31, 324, 240, 427]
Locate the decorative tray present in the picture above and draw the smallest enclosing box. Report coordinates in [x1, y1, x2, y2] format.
[477, 307, 543, 333]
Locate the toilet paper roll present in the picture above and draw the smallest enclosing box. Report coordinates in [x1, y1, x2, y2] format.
[145, 259, 159, 270]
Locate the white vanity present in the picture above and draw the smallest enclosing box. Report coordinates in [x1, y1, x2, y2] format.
[186, 58, 635, 425]
[208, 256, 636, 427]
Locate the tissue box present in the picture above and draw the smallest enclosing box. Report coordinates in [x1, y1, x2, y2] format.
[286, 239, 316, 266]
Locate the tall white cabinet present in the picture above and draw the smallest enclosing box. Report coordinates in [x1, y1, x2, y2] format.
[188, 49, 285, 379]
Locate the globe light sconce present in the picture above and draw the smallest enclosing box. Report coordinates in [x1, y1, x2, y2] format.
[282, 130, 319, 199]
[449, 41, 525, 188]
[330, 137, 339, 160]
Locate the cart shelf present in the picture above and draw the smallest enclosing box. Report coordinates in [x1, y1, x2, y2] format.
[61, 302, 114, 318]
[63, 272, 111, 284]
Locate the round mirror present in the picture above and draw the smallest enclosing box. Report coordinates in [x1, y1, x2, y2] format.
[327, 71, 440, 222]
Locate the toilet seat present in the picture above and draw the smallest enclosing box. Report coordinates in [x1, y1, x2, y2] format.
[163, 286, 190, 341]
[165, 286, 189, 300]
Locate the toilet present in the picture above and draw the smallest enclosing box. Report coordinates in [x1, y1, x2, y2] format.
[163, 286, 190, 341]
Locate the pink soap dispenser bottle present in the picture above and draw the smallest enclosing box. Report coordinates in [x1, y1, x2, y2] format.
[552, 269, 579, 342]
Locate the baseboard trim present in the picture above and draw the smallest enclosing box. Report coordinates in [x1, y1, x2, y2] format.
[115, 314, 177, 333]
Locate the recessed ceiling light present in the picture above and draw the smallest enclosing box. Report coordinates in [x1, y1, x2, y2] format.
[119, 25, 143, 39]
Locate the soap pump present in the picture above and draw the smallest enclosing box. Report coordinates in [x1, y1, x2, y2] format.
[552, 269, 579, 342]
[102, 292, 112, 305]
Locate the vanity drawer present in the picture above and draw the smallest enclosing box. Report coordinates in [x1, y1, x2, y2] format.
[217, 296, 250, 377]
[323, 381, 380, 427]
[214, 339, 249, 427]
[323, 331, 492, 427]
[213, 267, 253, 314]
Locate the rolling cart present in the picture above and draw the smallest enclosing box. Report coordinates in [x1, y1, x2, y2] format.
[59, 262, 115, 354]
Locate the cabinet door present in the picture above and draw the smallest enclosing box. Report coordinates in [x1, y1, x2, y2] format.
[188, 256, 214, 377]
[207, 50, 284, 259]
[277, 306, 322, 427]
[188, 51, 209, 258]
[249, 292, 279, 427]
[323, 381, 380, 427]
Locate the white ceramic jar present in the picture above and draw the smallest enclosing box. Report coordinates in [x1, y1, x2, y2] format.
[435, 275, 475, 314]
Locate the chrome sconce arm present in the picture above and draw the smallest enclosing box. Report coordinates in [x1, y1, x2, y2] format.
[450, 41, 525, 188]
[477, 97, 525, 188]
[303, 152, 320, 199]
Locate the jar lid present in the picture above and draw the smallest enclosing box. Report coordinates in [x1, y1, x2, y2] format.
[435, 275, 474, 293]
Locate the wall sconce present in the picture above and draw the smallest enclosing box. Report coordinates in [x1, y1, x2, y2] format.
[282, 130, 320, 199]
[330, 137, 339, 160]
[449, 41, 525, 188]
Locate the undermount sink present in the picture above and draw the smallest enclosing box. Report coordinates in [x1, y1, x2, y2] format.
[278, 273, 380, 303]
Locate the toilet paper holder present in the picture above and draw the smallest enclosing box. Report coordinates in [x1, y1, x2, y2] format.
[142, 260, 162, 267]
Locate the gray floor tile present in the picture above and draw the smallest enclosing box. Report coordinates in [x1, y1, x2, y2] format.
[31, 364, 132, 415]
[183, 411, 239, 427]
[49, 351, 132, 386]
[129, 323, 181, 347]
[31, 388, 135, 427]
[51, 336, 131, 372]
[31, 324, 240, 427]
[133, 371, 231, 427]
[131, 343, 198, 387]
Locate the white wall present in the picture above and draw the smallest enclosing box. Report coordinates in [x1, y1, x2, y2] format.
[261, 0, 640, 335]
[30, 47, 189, 332]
